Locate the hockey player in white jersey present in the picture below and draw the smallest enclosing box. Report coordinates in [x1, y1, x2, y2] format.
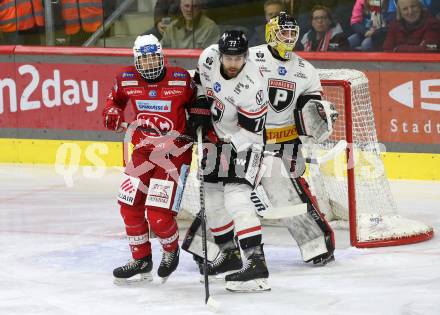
[248, 12, 338, 265]
[185, 30, 271, 292]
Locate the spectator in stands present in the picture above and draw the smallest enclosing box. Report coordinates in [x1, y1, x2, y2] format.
[249, 0, 286, 46]
[60, 0, 104, 46]
[143, 0, 180, 40]
[348, 0, 387, 51]
[0, 0, 44, 45]
[161, 0, 220, 48]
[386, 0, 440, 22]
[300, 5, 350, 51]
[383, 0, 440, 52]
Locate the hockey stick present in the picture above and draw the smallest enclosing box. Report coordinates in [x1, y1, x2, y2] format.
[196, 127, 220, 311]
[303, 139, 348, 165]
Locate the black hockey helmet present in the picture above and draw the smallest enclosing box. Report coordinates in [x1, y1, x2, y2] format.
[218, 30, 248, 55]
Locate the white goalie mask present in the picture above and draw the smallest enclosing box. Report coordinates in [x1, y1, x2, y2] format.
[133, 34, 164, 80]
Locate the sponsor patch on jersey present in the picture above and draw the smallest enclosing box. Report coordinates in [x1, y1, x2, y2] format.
[124, 87, 145, 96]
[117, 174, 140, 206]
[206, 57, 214, 65]
[298, 58, 305, 67]
[256, 51, 264, 58]
[173, 71, 187, 79]
[145, 178, 175, 209]
[268, 79, 296, 113]
[149, 90, 158, 97]
[278, 66, 287, 76]
[168, 80, 187, 86]
[162, 87, 184, 97]
[214, 82, 221, 93]
[135, 100, 171, 112]
[121, 80, 138, 86]
[256, 90, 264, 105]
[122, 72, 135, 79]
[294, 71, 307, 79]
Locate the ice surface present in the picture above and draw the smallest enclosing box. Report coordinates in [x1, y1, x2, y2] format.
[0, 164, 439, 315]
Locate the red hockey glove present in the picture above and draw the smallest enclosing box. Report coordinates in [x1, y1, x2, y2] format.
[103, 107, 124, 132]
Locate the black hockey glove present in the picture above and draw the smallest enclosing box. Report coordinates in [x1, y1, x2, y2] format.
[187, 96, 213, 140]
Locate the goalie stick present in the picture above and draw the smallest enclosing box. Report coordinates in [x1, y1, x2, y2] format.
[254, 139, 348, 220]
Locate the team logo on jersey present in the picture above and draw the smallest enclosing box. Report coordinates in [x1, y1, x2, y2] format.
[173, 71, 187, 79]
[122, 72, 135, 79]
[214, 82, 221, 93]
[136, 113, 174, 137]
[136, 100, 171, 112]
[256, 51, 264, 58]
[162, 87, 184, 97]
[278, 66, 287, 76]
[149, 90, 158, 97]
[268, 79, 296, 113]
[124, 87, 145, 96]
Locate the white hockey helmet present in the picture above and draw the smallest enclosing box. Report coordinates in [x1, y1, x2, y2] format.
[133, 34, 164, 80]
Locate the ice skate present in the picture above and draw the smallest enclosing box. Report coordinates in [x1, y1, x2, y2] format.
[225, 245, 270, 292]
[158, 247, 180, 283]
[113, 255, 153, 285]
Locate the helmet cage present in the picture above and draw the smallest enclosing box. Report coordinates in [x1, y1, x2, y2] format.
[134, 52, 164, 80]
[274, 23, 299, 49]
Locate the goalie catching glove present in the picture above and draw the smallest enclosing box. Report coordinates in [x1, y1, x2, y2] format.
[294, 100, 338, 143]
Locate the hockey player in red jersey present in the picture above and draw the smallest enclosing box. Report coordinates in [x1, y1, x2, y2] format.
[103, 34, 195, 284]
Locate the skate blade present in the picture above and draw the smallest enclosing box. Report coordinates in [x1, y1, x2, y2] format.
[113, 272, 153, 286]
[199, 274, 225, 283]
[199, 268, 243, 283]
[160, 276, 169, 284]
[226, 278, 271, 293]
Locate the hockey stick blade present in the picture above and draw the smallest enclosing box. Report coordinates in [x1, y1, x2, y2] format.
[206, 296, 221, 312]
[304, 139, 347, 165]
[259, 203, 308, 220]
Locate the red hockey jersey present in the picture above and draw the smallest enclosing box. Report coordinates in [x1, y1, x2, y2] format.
[106, 66, 195, 150]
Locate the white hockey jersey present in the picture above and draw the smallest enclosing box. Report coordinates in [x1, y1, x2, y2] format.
[196, 44, 268, 149]
[248, 44, 322, 143]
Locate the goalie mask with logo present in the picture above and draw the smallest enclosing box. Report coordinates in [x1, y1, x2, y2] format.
[265, 11, 300, 60]
[133, 34, 164, 80]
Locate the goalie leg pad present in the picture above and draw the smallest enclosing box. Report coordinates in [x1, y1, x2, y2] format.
[290, 177, 335, 263]
[258, 155, 334, 262]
